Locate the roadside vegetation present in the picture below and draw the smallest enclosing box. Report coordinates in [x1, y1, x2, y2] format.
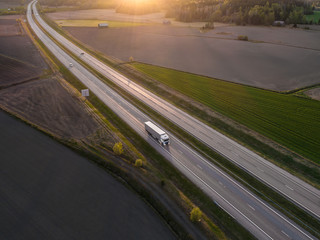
[165, 0, 319, 25]
[133, 63, 320, 165]
[305, 10, 320, 24]
[38, 0, 320, 25]
[28, 8, 253, 239]
[34, 6, 320, 238]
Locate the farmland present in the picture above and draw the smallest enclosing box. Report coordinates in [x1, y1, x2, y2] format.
[133, 63, 320, 164]
[56, 19, 150, 28]
[63, 24, 320, 91]
[0, 17, 47, 87]
[0, 111, 176, 240]
[0, 55, 43, 87]
[0, 15, 179, 239]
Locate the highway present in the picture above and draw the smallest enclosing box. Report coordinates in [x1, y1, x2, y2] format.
[31, 0, 320, 221]
[28, 1, 317, 239]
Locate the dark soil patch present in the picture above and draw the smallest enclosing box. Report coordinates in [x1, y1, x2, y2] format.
[0, 35, 47, 68]
[0, 54, 42, 87]
[0, 77, 102, 139]
[0, 18, 21, 36]
[0, 110, 176, 240]
[0, 31, 47, 70]
[0, 18, 48, 86]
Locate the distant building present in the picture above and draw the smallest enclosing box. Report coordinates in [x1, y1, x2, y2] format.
[162, 19, 171, 25]
[98, 23, 109, 28]
[273, 21, 285, 27]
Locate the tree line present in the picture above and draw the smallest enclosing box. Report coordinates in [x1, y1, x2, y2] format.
[165, 0, 319, 25]
[38, 0, 320, 25]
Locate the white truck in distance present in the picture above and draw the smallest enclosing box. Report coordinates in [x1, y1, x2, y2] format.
[145, 121, 170, 145]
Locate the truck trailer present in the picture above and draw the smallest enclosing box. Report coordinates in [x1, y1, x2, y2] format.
[145, 121, 170, 145]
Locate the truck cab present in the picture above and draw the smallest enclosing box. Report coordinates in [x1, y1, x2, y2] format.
[160, 133, 170, 145]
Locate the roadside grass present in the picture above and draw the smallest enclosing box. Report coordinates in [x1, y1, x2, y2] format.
[46, 29, 320, 238]
[55, 19, 151, 28]
[29, 12, 251, 239]
[177, 190, 227, 240]
[34, 10, 320, 238]
[305, 11, 320, 23]
[133, 63, 320, 165]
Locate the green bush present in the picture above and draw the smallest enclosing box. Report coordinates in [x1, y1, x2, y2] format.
[113, 142, 123, 155]
[135, 159, 143, 167]
[190, 207, 202, 222]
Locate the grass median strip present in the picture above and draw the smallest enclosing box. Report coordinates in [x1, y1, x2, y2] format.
[30, 10, 251, 239]
[35, 8, 320, 238]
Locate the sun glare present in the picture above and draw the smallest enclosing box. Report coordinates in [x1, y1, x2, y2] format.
[123, 0, 151, 3]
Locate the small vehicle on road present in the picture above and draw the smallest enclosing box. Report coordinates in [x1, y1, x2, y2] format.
[69, 63, 73, 67]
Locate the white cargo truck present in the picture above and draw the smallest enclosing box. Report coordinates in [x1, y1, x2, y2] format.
[145, 121, 170, 145]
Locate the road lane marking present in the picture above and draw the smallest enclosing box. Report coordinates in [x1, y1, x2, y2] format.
[158, 145, 274, 239]
[281, 230, 291, 239]
[248, 204, 255, 211]
[28, 3, 316, 236]
[197, 164, 202, 170]
[285, 185, 294, 191]
[172, 135, 314, 239]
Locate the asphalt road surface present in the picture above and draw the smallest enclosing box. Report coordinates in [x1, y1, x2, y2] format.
[28, 1, 318, 239]
[32, 0, 320, 221]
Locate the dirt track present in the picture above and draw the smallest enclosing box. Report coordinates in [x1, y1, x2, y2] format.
[60, 20, 320, 91]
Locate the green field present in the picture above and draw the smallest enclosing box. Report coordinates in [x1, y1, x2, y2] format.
[133, 63, 320, 164]
[55, 19, 150, 28]
[305, 11, 320, 23]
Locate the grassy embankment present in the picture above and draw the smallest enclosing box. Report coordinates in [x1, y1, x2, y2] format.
[133, 63, 320, 166]
[29, 9, 249, 240]
[37, 9, 320, 238]
[56, 19, 150, 28]
[305, 11, 320, 23]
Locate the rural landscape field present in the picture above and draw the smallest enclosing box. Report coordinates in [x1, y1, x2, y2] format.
[53, 11, 320, 91]
[133, 63, 320, 163]
[1, 0, 320, 239]
[47, 5, 320, 163]
[0, 6, 198, 240]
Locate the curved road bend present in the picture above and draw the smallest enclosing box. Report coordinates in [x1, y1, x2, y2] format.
[31, 1, 320, 220]
[28, 1, 316, 239]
